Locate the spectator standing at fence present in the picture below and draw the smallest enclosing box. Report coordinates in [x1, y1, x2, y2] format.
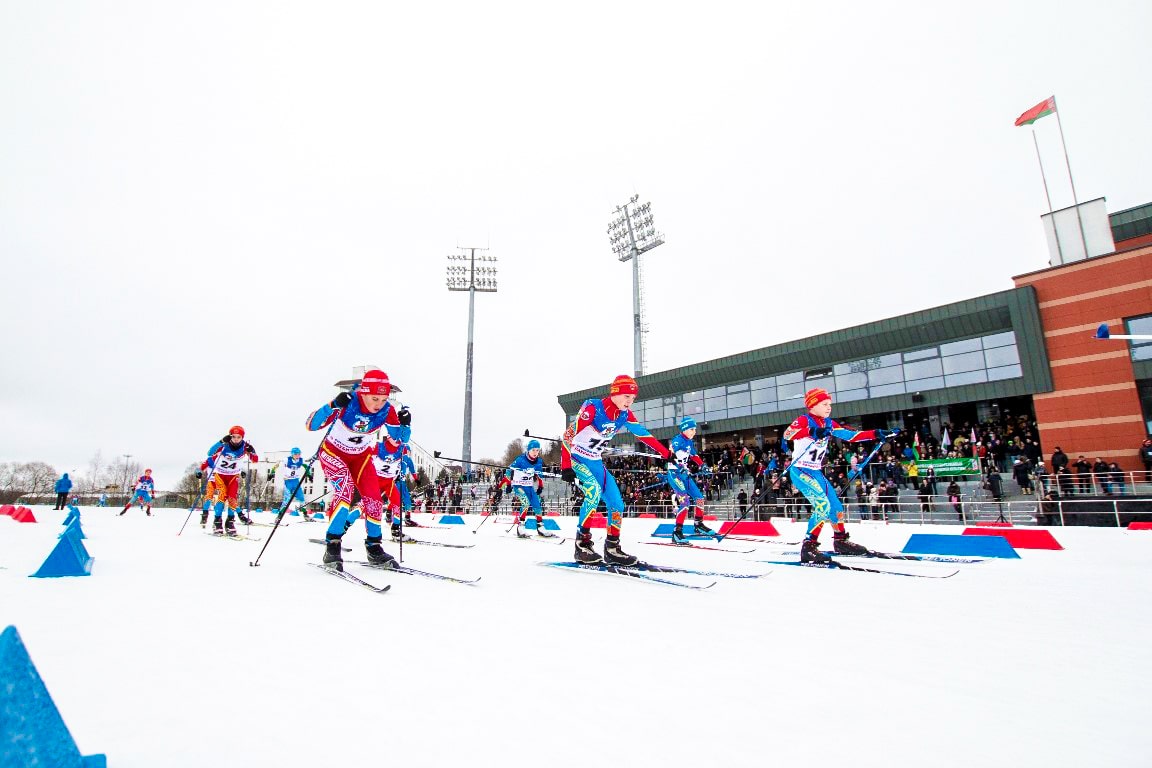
[1050, 447, 1069, 476]
[1108, 462, 1126, 496]
[918, 478, 932, 515]
[1057, 467, 1075, 497]
[737, 488, 748, 519]
[1073, 455, 1092, 494]
[1140, 437, 1152, 482]
[53, 473, 72, 510]
[1040, 491, 1062, 526]
[947, 479, 962, 522]
[1091, 457, 1111, 495]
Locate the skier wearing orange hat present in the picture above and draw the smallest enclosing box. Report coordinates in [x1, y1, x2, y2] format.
[560, 374, 670, 565]
[783, 388, 896, 563]
[201, 426, 259, 536]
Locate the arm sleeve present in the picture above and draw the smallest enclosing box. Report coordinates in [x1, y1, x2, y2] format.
[207, 441, 226, 459]
[307, 403, 338, 431]
[560, 404, 596, 469]
[625, 412, 671, 459]
[782, 417, 809, 442]
[830, 420, 879, 443]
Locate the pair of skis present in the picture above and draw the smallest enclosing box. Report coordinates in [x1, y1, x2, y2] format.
[309, 560, 481, 591]
[306, 536, 474, 550]
[539, 560, 771, 590]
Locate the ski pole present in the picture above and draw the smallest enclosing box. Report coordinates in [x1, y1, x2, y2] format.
[178, 453, 223, 536]
[249, 420, 336, 568]
[523, 429, 562, 443]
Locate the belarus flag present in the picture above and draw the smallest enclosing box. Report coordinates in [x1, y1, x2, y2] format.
[1015, 96, 1056, 126]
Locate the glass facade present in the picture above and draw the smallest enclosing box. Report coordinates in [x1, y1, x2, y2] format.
[629, 331, 1023, 429]
[1126, 315, 1152, 362]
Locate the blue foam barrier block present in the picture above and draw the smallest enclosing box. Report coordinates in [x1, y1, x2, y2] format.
[523, 518, 562, 531]
[30, 531, 95, 578]
[650, 523, 717, 539]
[58, 519, 86, 541]
[438, 515, 466, 525]
[902, 533, 1020, 559]
[289, 510, 301, 516]
[61, 509, 79, 526]
[0, 625, 107, 768]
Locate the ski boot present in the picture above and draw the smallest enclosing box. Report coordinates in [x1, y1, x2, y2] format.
[323, 534, 344, 570]
[224, 516, 238, 536]
[200, 511, 209, 528]
[800, 536, 833, 564]
[603, 535, 639, 566]
[833, 531, 871, 556]
[670, 526, 691, 545]
[403, 516, 420, 528]
[534, 518, 556, 537]
[692, 519, 717, 538]
[365, 536, 397, 568]
[514, 523, 530, 539]
[145, 505, 152, 516]
[390, 524, 415, 543]
[237, 511, 253, 525]
[118, 507, 128, 516]
[573, 530, 602, 563]
[212, 516, 224, 535]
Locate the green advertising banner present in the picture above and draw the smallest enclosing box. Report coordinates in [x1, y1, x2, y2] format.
[901, 458, 981, 476]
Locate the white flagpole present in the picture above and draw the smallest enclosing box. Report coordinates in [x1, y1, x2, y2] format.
[1053, 96, 1089, 258]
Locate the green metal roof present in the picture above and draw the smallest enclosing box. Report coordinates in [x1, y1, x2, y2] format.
[557, 286, 1051, 437]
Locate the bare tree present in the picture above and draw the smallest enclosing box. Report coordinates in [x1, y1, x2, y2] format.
[82, 451, 106, 494]
[499, 439, 524, 467]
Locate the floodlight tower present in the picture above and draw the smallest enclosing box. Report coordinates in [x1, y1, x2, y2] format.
[446, 247, 498, 480]
[608, 194, 665, 377]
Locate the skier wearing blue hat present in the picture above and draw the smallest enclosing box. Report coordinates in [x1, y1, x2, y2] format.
[277, 447, 310, 519]
[500, 439, 553, 537]
[666, 416, 712, 543]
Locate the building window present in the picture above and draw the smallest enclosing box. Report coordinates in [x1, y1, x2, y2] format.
[1126, 315, 1152, 361]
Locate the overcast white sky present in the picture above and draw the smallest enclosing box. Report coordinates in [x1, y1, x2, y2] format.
[2, 1, 1150, 486]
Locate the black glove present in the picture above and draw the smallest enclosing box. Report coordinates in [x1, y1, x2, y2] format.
[562, 468, 577, 484]
[397, 407, 412, 426]
[811, 423, 832, 441]
[196, 471, 203, 479]
[245, 443, 257, 455]
[875, 428, 899, 440]
[303, 466, 313, 481]
[331, 391, 353, 409]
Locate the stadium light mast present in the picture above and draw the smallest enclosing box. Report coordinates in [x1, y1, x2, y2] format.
[608, 194, 665, 377]
[446, 247, 498, 480]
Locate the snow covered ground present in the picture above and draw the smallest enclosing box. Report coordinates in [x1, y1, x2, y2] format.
[2, 506, 1150, 768]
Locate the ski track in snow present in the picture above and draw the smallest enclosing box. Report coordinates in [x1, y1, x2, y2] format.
[2, 507, 1150, 768]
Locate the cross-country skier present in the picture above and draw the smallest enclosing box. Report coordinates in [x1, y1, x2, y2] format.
[307, 369, 410, 570]
[200, 427, 259, 536]
[370, 433, 414, 542]
[276, 447, 311, 519]
[783, 388, 897, 563]
[500, 439, 553, 538]
[561, 374, 670, 565]
[120, 468, 156, 516]
[665, 417, 712, 544]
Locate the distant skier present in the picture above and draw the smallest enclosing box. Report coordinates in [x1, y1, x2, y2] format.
[200, 426, 258, 536]
[561, 374, 670, 565]
[307, 369, 410, 570]
[370, 432, 414, 542]
[276, 447, 310, 518]
[665, 417, 711, 544]
[120, 468, 156, 516]
[783, 388, 896, 563]
[500, 439, 553, 538]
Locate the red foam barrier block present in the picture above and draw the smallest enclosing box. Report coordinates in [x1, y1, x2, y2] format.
[963, 527, 1063, 550]
[1128, 522, 1152, 530]
[586, 516, 607, 529]
[12, 506, 38, 523]
[0, 504, 14, 517]
[545, 512, 560, 516]
[718, 520, 780, 536]
[974, 521, 1014, 527]
[638, 513, 657, 518]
